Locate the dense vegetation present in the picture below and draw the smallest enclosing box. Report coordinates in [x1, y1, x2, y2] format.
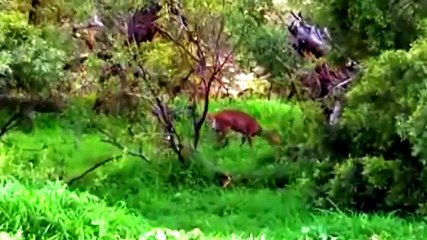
[1, 0, 427, 239]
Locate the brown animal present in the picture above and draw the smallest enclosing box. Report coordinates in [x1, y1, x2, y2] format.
[205, 109, 281, 147]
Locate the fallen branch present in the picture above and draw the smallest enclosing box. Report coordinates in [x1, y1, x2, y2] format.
[324, 76, 354, 99]
[67, 154, 123, 185]
[0, 95, 65, 139]
[0, 113, 21, 139]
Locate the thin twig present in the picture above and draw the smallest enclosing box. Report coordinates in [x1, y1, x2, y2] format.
[192, 20, 245, 149]
[157, 27, 198, 62]
[97, 128, 150, 162]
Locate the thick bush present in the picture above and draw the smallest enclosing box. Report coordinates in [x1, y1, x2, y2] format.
[223, 0, 300, 98]
[308, 24, 427, 214]
[225, 1, 296, 76]
[298, 0, 425, 59]
[0, 11, 67, 94]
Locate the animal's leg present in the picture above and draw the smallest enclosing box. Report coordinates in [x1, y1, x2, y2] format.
[240, 134, 254, 147]
[247, 135, 253, 147]
[216, 130, 229, 149]
[216, 133, 229, 149]
[240, 135, 246, 146]
[221, 137, 230, 148]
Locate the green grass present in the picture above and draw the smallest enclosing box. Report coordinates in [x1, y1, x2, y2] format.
[1, 178, 426, 239]
[0, 99, 426, 239]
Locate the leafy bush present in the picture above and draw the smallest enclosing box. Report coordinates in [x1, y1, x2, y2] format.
[0, 11, 66, 94]
[312, 156, 400, 212]
[334, 38, 427, 159]
[297, 0, 425, 59]
[308, 24, 427, 214]
[225, 1, 299, 96]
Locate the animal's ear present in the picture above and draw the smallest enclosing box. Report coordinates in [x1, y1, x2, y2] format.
[297, 11, 303, 19]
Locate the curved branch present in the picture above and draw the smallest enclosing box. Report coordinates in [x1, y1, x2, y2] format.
[67, 155, 123, 185]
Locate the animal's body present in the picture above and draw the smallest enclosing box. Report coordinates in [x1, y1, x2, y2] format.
[206, 109, 281, 147]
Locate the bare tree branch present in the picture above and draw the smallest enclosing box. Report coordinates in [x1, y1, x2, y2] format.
[157, 28, 199, 62]
[134, 65, 187, 164]
[191, 17, 246, 150]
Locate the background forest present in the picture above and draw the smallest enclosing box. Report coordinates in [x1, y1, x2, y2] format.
[1, 0, 427, 239]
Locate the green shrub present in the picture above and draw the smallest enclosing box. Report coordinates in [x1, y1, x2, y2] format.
[309, 24, 427, 214]
[305, 0, 425, 59]
[228, 14, 296, 79]
[313, 156, 398, 211]
[223, 0, 298, 98]
[0, 11, 66, 94]
[334, 36, 427, 159]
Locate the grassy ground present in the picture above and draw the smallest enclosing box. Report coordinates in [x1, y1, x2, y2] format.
[1, 177, 426, 239]
[0, 99, 426, 239]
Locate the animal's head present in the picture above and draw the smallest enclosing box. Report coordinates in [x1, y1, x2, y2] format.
[265, 129, 282, 146]
[71, 13, 105, 52]
[287, 11, 304, 37]
[205, 113, 214, 124]
[205, 113, 218, 130]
